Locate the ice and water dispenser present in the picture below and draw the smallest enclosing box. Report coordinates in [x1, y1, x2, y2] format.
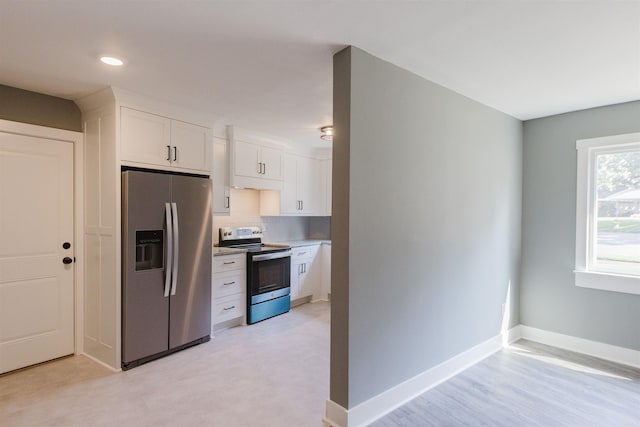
[135, 230, 164, 271]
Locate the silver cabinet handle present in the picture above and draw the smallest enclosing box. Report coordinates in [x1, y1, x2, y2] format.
[225, 196, 230, 209]
[170, 202, 179, 296]
[223, 305, 236, 311]
[223, 261, 235, 265]
[262, 162, 266, 174]
[223, 281, 235, 286]
[164, 203, 173, 297]
[173, 146, 177, 162]
[257, 162, 262, 174]
[166, 145, 171, 161]
[301, 200, 303, 210]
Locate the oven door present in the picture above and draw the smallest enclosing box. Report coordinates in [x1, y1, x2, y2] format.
[249, 250, 292, 304]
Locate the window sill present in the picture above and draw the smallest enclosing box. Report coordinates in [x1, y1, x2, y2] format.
[575, 270, 640, 295]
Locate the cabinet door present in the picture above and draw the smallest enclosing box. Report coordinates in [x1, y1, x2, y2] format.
[290, 261, 301, 300]
[121, 107, 171, 166]
[298, 157, 321, 215]
[170, 120, 211, 172]
[213, 294, 245, 324]
[298, 263, 312, 298]
[234, 140, 261, 178]
[280, 153, 298, 214]
[261, 146, 283, 180]
[212, 137, 230, 215]
[212, 270, 244, 298]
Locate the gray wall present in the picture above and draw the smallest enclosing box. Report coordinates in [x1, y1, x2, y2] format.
[0, 84, 81, 131]
[332, 47, 523, 408]
[521, 101, 640, 350]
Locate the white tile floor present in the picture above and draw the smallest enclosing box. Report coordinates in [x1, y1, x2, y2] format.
[0, 301, 330, 427]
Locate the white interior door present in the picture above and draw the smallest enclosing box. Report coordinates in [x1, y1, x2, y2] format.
[0, 132, 74, 374]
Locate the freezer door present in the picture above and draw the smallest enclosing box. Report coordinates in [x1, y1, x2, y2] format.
[122, 171, 172, 364]
[169, 175, 212, 348]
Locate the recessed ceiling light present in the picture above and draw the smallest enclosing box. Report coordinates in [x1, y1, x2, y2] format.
[100, 56, 124, 66]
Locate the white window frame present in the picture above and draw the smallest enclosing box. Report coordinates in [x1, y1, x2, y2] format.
[575, 132, 640, 295]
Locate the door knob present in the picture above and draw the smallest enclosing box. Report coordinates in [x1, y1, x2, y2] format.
[63, 257, 73, 265]
[63, 242, 71, 249]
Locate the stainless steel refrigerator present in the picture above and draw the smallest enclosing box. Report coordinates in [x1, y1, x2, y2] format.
[122, 170, 212, 370]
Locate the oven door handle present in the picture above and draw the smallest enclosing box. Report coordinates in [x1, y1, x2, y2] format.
[252, 250, 292, 262]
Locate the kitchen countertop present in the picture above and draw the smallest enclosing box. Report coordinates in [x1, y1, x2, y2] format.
[214, 240, 330, 256]
[213, 247, 247, 256]
[265, 239, 331, 248]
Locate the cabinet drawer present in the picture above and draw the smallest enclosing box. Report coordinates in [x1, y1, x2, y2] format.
[213, 270, 245, 298]
[213, 254, 245, 273]
[291, 245, 319, 261]
[213, 294, 245, 324]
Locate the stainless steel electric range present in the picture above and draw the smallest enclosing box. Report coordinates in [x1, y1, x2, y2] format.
[218, 227, 292, 324]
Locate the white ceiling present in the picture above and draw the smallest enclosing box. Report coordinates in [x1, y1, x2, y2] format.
[1, 1, 639, 147]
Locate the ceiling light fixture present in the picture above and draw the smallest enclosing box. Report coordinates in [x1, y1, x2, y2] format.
[320, 126, 333, 141]
[100, 56, 125, 66]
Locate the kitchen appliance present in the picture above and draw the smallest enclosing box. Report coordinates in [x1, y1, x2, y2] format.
[218, 227, 291, 324]
[122, 170, 212, 370]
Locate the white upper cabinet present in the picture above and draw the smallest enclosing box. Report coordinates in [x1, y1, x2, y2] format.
[260, 145, 284, 181]
[120, 107, 171, 166]
[231, 139, 283, 190]
[212, 136, 230, 215]
[280, 154, 298, 214]
[120, 107, 211, 173]
[233, 140, 261, 178]
[170, 120, 210, 171]
[281, 154, 321, 215]
[297, 156, 321, 215]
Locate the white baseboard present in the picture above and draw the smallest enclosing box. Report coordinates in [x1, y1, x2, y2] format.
[519, 325, 640, 369]
[324, 326, 520, 427]
[323, 324, 639, 427]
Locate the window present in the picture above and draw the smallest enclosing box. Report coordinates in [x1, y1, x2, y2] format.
[575, 133, 640, 295]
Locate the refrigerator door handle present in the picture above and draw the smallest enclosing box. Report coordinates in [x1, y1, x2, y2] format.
[170, 202, 179, 295]
[164, 203, 173, 297]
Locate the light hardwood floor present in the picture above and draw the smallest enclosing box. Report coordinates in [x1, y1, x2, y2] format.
[3, 303, 639, 427]
[373, 339, 640, 427]
[0, 302, 330, 427]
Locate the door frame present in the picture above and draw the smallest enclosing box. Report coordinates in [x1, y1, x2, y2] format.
[0, 119, 84, 357]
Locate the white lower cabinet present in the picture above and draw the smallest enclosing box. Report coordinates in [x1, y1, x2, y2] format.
[319, 244, 331, 301]
[212, 254, 246, 330]
[290, 244, 320, 302]
[213, 294, 245, 324]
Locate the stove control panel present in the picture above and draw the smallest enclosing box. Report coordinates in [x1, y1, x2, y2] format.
[219, 226, 263, 241]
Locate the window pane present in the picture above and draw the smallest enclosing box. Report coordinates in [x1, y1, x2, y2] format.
[596, 150, 640, 269]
